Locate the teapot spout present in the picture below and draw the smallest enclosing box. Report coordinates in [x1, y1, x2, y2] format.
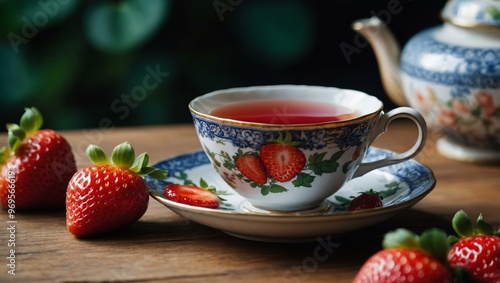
[352, 17, 407, 106]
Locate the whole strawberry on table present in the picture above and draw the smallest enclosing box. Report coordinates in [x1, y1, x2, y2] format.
[0, 107, 76, 210]
[66, 142, 167, 237]
[448, 210, 500, 283]
[353, 210, 500, 283]
[353, 228, 455, 283]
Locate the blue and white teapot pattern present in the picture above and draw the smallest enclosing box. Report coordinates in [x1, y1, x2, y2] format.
[353, 0, 500, 162]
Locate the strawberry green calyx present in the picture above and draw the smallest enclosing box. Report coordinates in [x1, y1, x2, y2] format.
[86, 142, 168, 180]
[111, 142, 136, 168]
[0, 146, 8, 165]
[419, 229, 451, 265]
[382, 228, 420, 250]
[199, 177, 228, 202]
[383, 228, 450, 266]
[450, 210, 500, 243]
[273, 131, 301, 147]
[20, 107, 43, 135]
[86, 144, 110, 165]
[6, 107, 43, 153]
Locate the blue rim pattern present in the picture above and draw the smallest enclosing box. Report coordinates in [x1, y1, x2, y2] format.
[191, 114, 372, 151]
[401, 28, 500, 88]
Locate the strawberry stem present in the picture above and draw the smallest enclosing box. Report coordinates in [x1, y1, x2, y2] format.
[86, 142, 168, 180]
[5, 107, 43, 153]
[450, 210, 500, 240]
[271, 131, 301, 147]
[419, 228, 449, 265]
[20, 107, 43, 135]
[452, 210, 475, 237]
[131, 152, 148, 172]
[7, 124, 25, 152]
[86, 144, 110, 165]
[0, 146, 8, 165]
[382, 228, 450, 266]
[382, 228, 420, 250]
[476, 214, 495, 235]
[111, 142, 135, 168]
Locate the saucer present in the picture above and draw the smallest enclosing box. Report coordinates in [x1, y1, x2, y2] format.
[146, 148, 436, 242]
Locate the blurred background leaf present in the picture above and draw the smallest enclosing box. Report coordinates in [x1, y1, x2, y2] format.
[84, 0, 170, 53]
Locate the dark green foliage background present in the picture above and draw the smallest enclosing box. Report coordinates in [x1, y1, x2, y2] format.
[0, 0, 443, 131]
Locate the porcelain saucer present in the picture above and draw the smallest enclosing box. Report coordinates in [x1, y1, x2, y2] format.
[146, 148, 435, 242]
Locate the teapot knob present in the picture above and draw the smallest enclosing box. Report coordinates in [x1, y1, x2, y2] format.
[441, 0, 500, 29]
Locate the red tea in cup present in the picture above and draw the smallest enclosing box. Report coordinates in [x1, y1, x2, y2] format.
[210, 99, 358, 124]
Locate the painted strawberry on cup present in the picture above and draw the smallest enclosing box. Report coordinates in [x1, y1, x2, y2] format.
[234, 151, 267, 185]
[259, 132, 306, 182]
[66, 142, 167, 237]
[204, 130, 347, 199]
[0, 107, 76, 210]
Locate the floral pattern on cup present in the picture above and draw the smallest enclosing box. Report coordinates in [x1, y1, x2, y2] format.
[193, 116, 372, 197]
[414, 87, 500, 149]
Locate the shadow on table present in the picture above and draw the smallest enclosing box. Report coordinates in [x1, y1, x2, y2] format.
[81, 207, 451, 243]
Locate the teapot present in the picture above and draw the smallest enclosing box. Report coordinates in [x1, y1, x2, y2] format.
[352, 0, 500, 163]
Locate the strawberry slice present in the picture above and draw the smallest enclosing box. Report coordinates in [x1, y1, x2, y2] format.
[165, 184, 220, 208]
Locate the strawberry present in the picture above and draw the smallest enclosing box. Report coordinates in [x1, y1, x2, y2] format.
[235, 151, 267, 185]
[0, 107, 76, 210]
[259, 132, 305, 182]
[66, 142, 167, 237]
[353, 228, 454, 283]
[164, 183, 220, 209]
[348, 189, 383, 211]
[448, 210, 500, 283]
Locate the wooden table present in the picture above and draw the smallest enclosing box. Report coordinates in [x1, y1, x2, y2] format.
[1, 121, 499, 282]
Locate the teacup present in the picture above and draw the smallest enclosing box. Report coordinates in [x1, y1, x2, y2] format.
[189, 85, 427, 211]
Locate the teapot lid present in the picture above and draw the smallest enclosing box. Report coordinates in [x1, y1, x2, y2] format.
[441, 0, 500, 29]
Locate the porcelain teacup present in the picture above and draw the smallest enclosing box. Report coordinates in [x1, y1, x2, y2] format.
[189, 85, 427, 211]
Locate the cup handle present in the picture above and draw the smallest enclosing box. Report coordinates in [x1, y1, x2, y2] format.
[352, 107, 427, 178]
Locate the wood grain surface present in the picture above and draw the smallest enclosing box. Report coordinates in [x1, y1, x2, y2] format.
[1, 121, 499, 283]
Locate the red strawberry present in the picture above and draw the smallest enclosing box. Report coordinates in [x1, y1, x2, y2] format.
[66, 142, 167, 237]
[164, 184, 220, 209]
[354, 228, 454, 283]
[448, 210, 500, 283]
[259, 132, 305, 182]
[348, 189, 383, 211]
[235, 151, 267, 184]
[0, 107, 76, 210]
